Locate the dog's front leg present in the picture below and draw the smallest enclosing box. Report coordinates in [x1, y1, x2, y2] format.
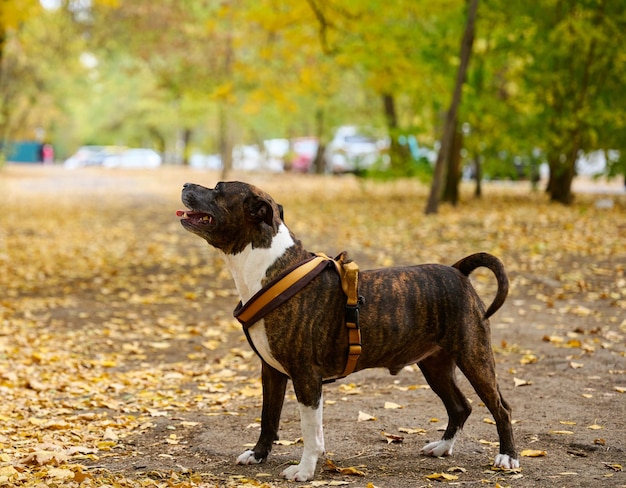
[237, 362, 288, 465]
[281, 379, 324, 481]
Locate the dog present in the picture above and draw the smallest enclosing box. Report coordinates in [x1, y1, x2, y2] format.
[177, 181, 519, 481]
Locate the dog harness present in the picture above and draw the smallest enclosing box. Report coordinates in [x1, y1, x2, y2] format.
[233, 252, 362, 381]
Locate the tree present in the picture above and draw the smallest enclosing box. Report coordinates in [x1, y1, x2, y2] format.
[471, 0, 626, 204]
[529, 0, 626, 203]
[425, 0, 478, 214]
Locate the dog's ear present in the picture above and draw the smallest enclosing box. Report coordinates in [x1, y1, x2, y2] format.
[244, 195, 274, 226]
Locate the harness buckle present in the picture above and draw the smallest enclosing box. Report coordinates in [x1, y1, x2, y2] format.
[345, 304, 359, 326]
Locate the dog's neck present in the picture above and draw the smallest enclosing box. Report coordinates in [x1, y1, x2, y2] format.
[220, 222, 307, 303]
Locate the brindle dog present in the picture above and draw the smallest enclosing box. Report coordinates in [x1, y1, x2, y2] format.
[177, 181, 519, 481]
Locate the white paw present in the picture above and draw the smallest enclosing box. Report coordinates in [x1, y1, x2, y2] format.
[237, 450, 263, 465]
[281, 463, 316, 481]
[421, 439, 455, 457]
[494, 454, 520, 469]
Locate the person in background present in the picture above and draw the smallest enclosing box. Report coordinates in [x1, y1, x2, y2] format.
[42, 143, 54, 165]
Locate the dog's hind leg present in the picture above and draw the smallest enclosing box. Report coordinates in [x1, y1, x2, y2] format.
[456, 347, 519, 469]
[418, 350, 472, 458]
[237, 362, 288, 465]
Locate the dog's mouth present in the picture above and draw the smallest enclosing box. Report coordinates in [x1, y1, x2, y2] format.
[176, 209, 214, 226]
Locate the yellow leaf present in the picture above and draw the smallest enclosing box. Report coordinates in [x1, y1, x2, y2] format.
[324, 459, 365, 476]
[514, 377, 532, 387]
[587, 424, 603, 430]
[521, 449, 547, 457]
[96, 441, 117, 450]
[569, 362, 584, 369]
[47, 468, 74, 480]
[479, 439, 500, 447]
[549, 430, 574, 435]
[483, 417, 496, 425]
[520, 354, 538, 365]
[0, 466, 20, 483]
[426, 472, 459, 480]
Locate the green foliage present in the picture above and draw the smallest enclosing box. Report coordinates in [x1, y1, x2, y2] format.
[1, 0, 624, 201]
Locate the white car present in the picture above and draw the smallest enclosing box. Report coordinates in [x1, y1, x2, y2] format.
[103, 148, 162, 168]
[325, 126, 385, 173]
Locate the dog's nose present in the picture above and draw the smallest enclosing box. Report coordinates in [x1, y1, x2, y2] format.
[183, 182, 191, 189]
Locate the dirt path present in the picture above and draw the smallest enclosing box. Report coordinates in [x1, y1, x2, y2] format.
[1, 166, 624, 487]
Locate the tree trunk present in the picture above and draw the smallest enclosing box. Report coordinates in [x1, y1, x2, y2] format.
[382, 93, 411, 173]
[313, 107, 326, 174]
[473, 154, 482, 198]
[219, 104, 233, 180]
[181, 127, 192, 166]
[442, 126, 463, 205]
[425, 0, 478, 214]
[548, 158, 576, 204]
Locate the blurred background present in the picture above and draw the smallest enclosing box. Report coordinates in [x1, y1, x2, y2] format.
[1, 0, 625, 204]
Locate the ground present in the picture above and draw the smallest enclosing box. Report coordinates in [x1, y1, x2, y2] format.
[0, 166, 624, 488]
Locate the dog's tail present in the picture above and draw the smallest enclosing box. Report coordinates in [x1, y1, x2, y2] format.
[452, 252, 509, 319]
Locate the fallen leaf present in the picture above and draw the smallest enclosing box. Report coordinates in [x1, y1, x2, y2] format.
[520, 354, 538, 365]
[274, 438, 302, 446]
[384, 401, 403, 409]
[425, 472, 459, 480]
[398, 427, 427, 435]
[381, 431, 404, 444]
[324, 459, 365, 476]
[521, 449, 547, 457]
[47, 467, 74, 480]
[358, 411, 376, 422]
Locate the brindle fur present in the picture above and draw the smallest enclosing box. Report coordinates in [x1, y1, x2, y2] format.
[179, 181, 517, 473]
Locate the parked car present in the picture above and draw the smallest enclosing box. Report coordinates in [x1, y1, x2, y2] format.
[325, 126, 385, 173]
[103, 148, 162, 168]
[289, 137, 319, 173]
[64, 146, 122, 169]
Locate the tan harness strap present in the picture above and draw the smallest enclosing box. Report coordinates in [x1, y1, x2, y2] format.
[235, 255, 331, 328]
[234, 252, 362, 380]
[319, 253, 362, 378]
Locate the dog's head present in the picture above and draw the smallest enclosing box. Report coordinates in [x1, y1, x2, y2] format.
[177, 181, 284, 254]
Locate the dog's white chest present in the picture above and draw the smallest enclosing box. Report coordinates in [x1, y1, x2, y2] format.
[247, 320, 289, 376]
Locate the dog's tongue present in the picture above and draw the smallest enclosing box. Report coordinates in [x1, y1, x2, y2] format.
[176, 210, 186, 217]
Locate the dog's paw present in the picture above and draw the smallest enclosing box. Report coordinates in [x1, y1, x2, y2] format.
[421, 439, 455, 457]
[236, 450, 263, 465]
[281, 463, 316, 481]
[494, 454, 520, 470]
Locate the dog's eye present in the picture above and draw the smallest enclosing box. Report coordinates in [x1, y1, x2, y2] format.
[214, 182, 223, 193]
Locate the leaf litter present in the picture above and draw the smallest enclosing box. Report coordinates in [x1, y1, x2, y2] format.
[1, 167, 625, 487]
